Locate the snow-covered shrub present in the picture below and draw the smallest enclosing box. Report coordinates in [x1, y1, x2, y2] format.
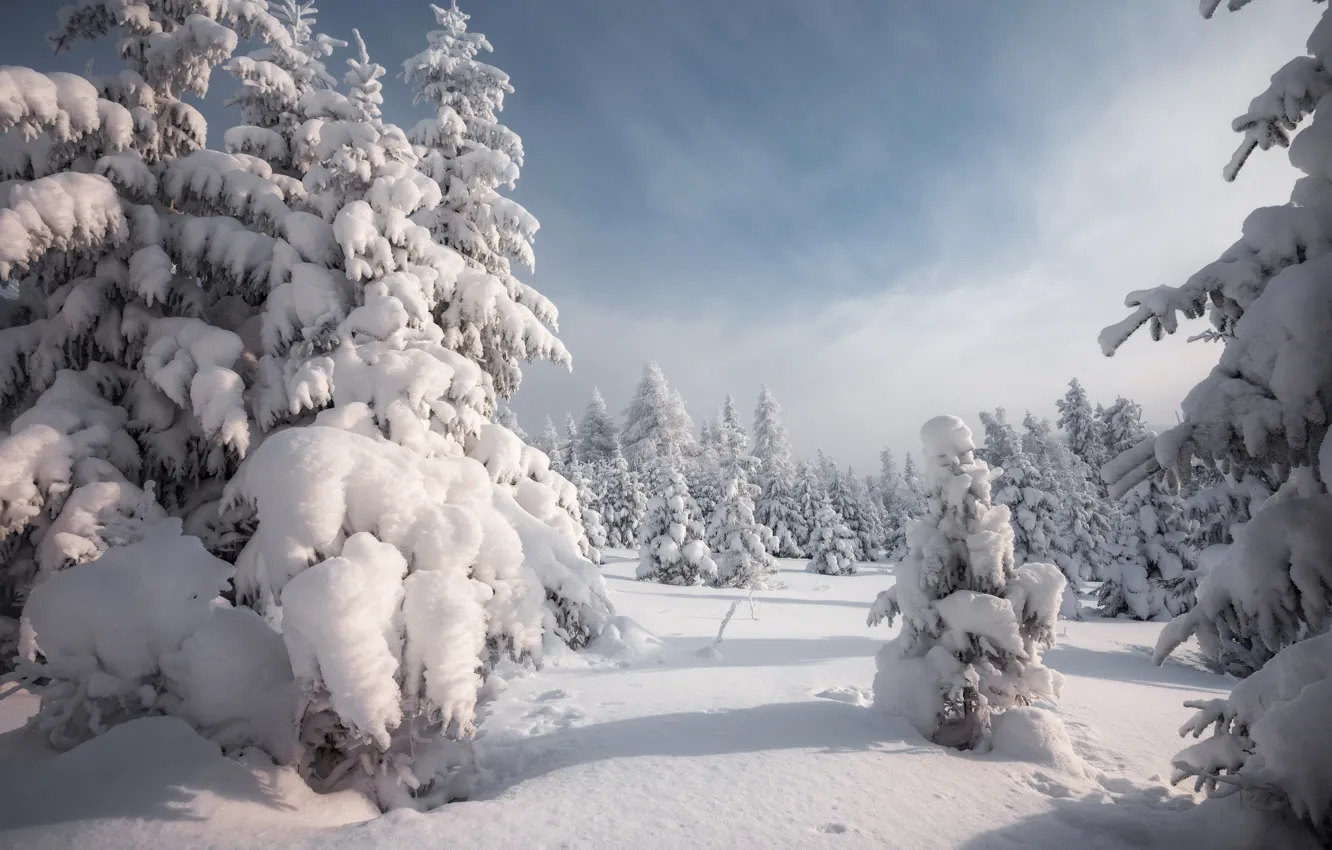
[805, 503, 858, 576]
[868, 415, 1065, 751]
[636, 463, 716, 586]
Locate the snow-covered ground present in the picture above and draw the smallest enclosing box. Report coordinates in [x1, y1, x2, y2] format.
[0, 554, 1313, 850]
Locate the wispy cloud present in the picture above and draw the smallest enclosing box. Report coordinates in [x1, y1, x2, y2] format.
[511, 1, 1319, 468]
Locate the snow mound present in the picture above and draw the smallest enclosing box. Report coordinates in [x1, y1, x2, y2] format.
[990, 707, 1088, 778]
[585, 615, 666, 666]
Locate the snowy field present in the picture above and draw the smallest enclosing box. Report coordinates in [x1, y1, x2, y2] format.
[0, 553, 1308, 850]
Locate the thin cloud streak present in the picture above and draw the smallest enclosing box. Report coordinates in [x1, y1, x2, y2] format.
[512, 1, 1317, 468]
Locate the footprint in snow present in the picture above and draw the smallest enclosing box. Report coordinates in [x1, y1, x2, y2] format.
[816, 823, 849, 835]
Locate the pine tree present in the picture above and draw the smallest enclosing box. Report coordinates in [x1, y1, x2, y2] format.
[791, 459, 824, 552]
[690, 413, 723, 522]
[868, 416, 1064, 750]
[636, 463, 716, 585]
[708, 450, 775, 589]
[900, 452, 927, 517]
[1022, 413, 1101, 618]
[1055, 378, 1108, 479]
[597, 448, 645, 549]
[534, 416, 563, 471]
[878, 449, 909, 561]
[1097, 5, 1332, 827]
[561, 413, 579, 469]
[3, 1, 613, 808]
[805, 499, 858, 576]
[751, 387, 803, 557]
[567, 462, 606, 565]
[981, 410, 1062, 584]
[576, 386, 618, 465]
[402, 1, 568, 399]
[494, 404, 528, 441]
[620, 361, 694, 471]
[825, 467, 866, 562]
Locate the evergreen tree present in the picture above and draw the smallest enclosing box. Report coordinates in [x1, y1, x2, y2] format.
[878, 449, 909, 561]
[576, 386, 618, 465]
[597, 448, 645, 549]
[900, 452, 927, 517]
[636, 463, 715, 585]
[868, 416, 1064, 750]
[690, 413, 723, 521]
[805, 499, 858, 576]
[825, 467, 866, 562]
[1022, 413, 1100, 618]
[561, 413, 579, 469]
[708, 450, 775, 589]
[403, 1, 568, 399]
[620, 361, 694, 471]
[1056, 378, 1108, 479]
[752, 388, 803, 557]
[980, 410, 1062, 592]
[2, 1, 613, 809]
[1099, 473, 1200, 621]
[494, 404, 528, 441]
[790, 460, 823, 553]
[534, 416, 562, 470]
[567, 462, 606, 565]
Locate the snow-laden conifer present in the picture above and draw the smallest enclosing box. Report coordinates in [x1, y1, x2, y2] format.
[597, 448, 645, 549]
[868, 415, 1065, 751]
[636, 462, 715, 586]
[401, 1, 568, 400]
[620, 361, 694, 471]
[752, 387, 804, 557]
[805, 501, 858, 576]
[577, 386, 618, 465]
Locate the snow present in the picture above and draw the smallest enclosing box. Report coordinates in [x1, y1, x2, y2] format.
[4, 553, 1311, 849]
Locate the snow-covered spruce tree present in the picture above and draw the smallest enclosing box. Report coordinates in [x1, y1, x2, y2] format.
[805, 499, 858, 576]
[900, 452, 927, 517]
[979, 411, 1067, 608]
[825, 466, 867, 562]
[533, 416, 562, 470]
[1097, 3, 1332, 830]
[1093, 403, 1200, 620]
[576, 386, 618, 466]
[560, 412, 579, 469]
[690, 413, 723, 521]
[566, 461, 605, 565]
[1186, 466, 1271, 549]
[791, 458, 825, 553]
[707, 419, 775, 589]
[878, 449, 909, 561]
[493, 402, 527, 441]
[1025, 413, 1112, 618]
[851, 471, 887, 560]
[1056, 378, 1108, 482]
[867, 416, 1065, 751]
[0, 2, 293, 636]
[402, 1, 568, 401]
[597, 447, 646, 549]
[751, 387, 804, 557]
[636, 458, 716, 586]
[620, 361, 694, 471]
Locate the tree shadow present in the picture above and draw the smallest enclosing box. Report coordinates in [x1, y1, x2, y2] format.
[0, 716, 292, 833]
[956, 791, 1319, 850]
[1042, 645, 1230, 694]
[477, 699, 934, 798]
[646, 635, 883, 669]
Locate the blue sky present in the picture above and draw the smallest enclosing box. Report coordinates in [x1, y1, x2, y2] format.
[4, 1, 1320, 468]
